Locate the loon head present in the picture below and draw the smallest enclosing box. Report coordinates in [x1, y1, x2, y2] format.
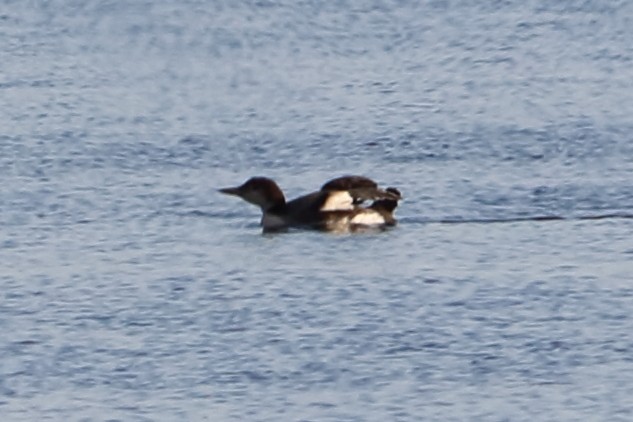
[219, 177, 286, 211]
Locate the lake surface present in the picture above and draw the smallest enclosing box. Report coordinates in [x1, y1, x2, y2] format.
[2, 0, 633, 420]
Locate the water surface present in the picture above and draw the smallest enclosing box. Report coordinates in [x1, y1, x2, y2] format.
[1, 1, 633, 420]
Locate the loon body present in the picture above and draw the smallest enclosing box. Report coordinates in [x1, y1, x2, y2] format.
[219, 175, 401, 233]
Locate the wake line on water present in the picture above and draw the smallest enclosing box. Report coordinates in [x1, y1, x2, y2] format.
[406, 212, 633, 225]
[185, 210, 633, 225]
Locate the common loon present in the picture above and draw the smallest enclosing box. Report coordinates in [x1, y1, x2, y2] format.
[219, 175, 401, 233]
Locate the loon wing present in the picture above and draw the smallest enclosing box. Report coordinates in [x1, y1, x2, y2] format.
[320, 175, 378, 191]
[321, 175, 401, 203]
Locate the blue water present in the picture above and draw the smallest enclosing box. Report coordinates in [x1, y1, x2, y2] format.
[2, 1, 633, 420]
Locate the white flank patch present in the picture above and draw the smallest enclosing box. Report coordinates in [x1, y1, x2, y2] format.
[351, 211, 385, 226]
[320, 191, 354, 211]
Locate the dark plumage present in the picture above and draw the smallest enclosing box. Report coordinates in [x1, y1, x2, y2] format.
[219, 176, 402, 233]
